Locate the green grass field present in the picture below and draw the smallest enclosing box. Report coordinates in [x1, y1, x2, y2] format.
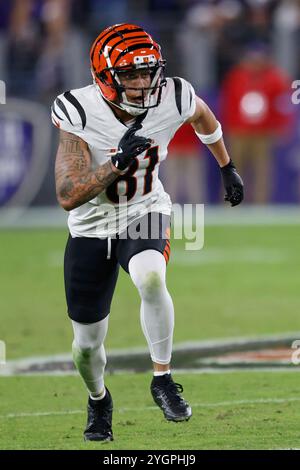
[1, 371, 300, 450]
[0, 223, 300, 449]
[0, 225, 300, 359]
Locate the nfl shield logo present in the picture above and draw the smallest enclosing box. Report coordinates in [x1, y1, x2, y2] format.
[0, 98, 52, 208]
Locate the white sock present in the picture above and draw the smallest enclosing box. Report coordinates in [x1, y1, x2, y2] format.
[90, 388, 106, 400]
[129, 250, 174, 365]
[153, 370, 171, 377]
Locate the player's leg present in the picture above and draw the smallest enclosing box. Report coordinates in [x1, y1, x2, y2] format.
[72, 317, 109, 399]
[128, 249, 174, 368]
[117, 213, 173, 367]
[128, 249, 191, 422]
[64, 235, 119, 441]
[117, 213, 192, 422]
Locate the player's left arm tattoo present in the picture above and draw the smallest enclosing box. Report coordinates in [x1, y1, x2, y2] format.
[55, 130, 121, 211]
[186, 96, 230, 168]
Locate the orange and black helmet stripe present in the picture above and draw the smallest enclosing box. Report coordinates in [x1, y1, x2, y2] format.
[106, 35, 149, 59]
[91, 24, 146, 65]
[90, 23, 165, 105]
[113, 42, 159, 67]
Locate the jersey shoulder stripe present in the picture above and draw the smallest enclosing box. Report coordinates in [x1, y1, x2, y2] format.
[51, 86, 93, 132]
[63, 91, 87, 130]
[189, 88, 193, 107]
[51, 102, 64, 121]
[168, 76, 196, 122]
[172, 77, 183, 115]
[55, 97, 73, 125]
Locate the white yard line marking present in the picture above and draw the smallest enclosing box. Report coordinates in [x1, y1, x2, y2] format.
[4, 410, 84, 418]
[1, 333, 299, 377]
[2, 396, 300, 419]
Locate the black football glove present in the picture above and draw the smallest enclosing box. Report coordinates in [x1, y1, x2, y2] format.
[111, 123, 152, 171]
[220, 159, 244, 207]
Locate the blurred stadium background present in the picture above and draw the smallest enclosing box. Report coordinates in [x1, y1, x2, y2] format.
[1, 0, 300, 212]
[1, 0, 300, 450]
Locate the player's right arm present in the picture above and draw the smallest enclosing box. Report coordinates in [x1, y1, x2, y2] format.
[55, 130, 121, 211]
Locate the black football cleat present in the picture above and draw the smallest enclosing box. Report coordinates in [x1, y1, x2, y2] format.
[150, 374, 192, 422]
[84, 387, 113, 442]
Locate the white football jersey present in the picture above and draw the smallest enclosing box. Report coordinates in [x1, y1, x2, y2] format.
[51, 77, 196, 237]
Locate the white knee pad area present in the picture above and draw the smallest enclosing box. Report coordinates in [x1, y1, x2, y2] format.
[129, 250, 174, 365]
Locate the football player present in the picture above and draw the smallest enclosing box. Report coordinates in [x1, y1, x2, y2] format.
[52, 23, 243, 442]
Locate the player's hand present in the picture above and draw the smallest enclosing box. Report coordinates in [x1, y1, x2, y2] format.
[220, 159, 244, 207]
[111, 123, 152, 171]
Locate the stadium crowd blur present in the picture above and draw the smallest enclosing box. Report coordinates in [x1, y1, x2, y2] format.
[0, 0, 300, 206]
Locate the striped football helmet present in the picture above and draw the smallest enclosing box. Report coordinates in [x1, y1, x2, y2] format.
[90, 23, 166, 116]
